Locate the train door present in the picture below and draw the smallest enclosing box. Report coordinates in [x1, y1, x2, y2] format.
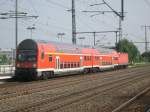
[56, 56, 60, 69]
[80, 56, 83, 67]
[100, 56, 102, 66]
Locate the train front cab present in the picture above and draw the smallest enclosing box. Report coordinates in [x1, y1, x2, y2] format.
[15, 39, 38, 80]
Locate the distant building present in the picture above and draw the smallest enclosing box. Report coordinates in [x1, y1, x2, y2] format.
[0, 48, 15, 65]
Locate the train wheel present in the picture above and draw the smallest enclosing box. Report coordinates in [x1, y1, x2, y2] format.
[91, 67, 99, 73]
[49, 71, 54, 78]
[42, 72, 48, 80]
[83, 68, 89, 74]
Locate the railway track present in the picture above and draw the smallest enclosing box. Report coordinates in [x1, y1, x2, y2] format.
[0, 66, 148, 101]
[0, 65, 145, 88]
[18, 70, 150, 112]
[112, 87, 150, 112]
[0, 66, 150, 112]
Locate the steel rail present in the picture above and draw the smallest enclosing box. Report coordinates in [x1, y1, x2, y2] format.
[112, 87, 150, 112]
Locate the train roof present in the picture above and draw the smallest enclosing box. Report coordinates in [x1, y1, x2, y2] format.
[18, 39, 100, 54]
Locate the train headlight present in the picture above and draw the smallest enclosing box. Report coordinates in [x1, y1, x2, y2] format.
[17, 64, 20, 67]
[33, 64, 37, 68]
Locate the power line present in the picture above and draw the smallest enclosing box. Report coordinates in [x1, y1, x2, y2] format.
[76, 15, 96, 31]
[24, 2, 73, 32]
[76, 30, 119, 47]
[0, 0, 38, 50]
[44, 0, 109, 35]
[84, 0, 124, 42]
[26, 0, 38, 16]
[17, 1, 73, 35]
[144, 0, 150, 8]
[46, 0, 69, 9]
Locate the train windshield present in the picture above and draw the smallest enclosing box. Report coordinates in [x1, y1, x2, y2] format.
[18, 50, 37, 62]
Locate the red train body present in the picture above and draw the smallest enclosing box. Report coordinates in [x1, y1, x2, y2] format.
[15, 39, 128, 80]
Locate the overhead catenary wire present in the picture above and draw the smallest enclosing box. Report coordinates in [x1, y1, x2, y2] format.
[26, 0, 39, 16]
[144, 0, 150, 8]
[44, 0, 103, 34]
[42, 0, 121, 46]
[2, 0, 120, 37]
[20, 0, 73, 37]
[46, 0, 70, 9]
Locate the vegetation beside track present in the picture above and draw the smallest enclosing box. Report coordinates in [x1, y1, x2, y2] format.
[129, 62, 150, 68]
[116, 39, 150, 65]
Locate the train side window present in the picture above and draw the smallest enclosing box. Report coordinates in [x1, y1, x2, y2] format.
[113, 57, 118, 60]
[67, 63, 69, 68]
[84, 56, 87, 61]
[66, 62, 68, 68]
[89, 56, 91, 61]
[97, 57, 100, 60]
[64, 63, 67, 68]
[95, 56, 99, 61]
[71, 63, 74, 68]
[86, 56, 88, 61]
[49, 55, 53, 62]
[60, 63, 63, 69]
[74, 62, 76, 68]
[68, 62, 71, 68]
[41, 52, 44, 60]
[78, 62, 80, 67]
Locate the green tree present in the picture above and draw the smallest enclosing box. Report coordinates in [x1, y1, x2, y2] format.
[141, 51, 150, 62]
[116, 39, 141, 63]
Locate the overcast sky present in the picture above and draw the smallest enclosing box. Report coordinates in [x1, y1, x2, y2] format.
[0, 0, 150, 53]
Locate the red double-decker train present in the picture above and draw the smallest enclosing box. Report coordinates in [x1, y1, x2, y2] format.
[15, 39, 128, 80]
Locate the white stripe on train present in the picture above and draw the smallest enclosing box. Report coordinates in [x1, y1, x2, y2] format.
[36, 65, 116, 73]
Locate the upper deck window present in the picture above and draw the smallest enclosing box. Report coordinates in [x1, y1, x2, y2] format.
[49, 55, 53, 62]
[113, 57, 118, 60]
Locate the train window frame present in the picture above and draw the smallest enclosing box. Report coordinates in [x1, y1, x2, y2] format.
[95, 56, 99, 61]
[41, 52, 45, 60]
[84, 56, 87, 61]
[113, 57, 118, 60]
[88, 56, 90, 61]
[49, 55, 53, 62]
[60, 62, 63, 69]
[78, 62, 80, 67]
[71, 62, 74, 68]
[68, 62, 71, 68]
[88, 56, 91, 61]
[64, 62, 67, 68]
[74, 62, 76, 68]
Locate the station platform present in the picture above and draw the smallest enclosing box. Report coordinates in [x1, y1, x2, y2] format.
[0, 73, 13, 80]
